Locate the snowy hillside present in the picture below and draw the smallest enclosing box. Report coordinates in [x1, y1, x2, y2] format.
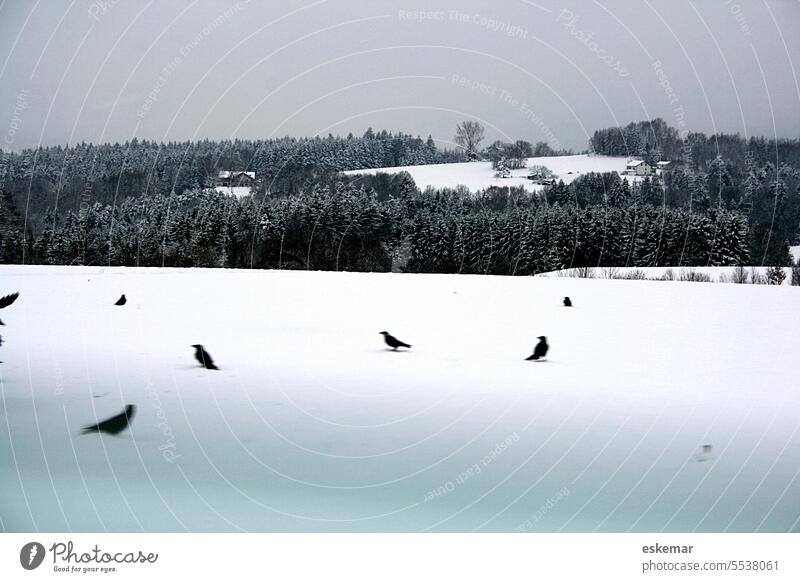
[1, 266, 798, 532]
[344, 154, 633, 193]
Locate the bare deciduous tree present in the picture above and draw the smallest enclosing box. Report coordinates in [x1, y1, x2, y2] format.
[454, 121, 485, 161]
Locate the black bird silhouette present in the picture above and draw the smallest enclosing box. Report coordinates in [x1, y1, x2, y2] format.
[114, 294, 127, 306]
[380, 331, 411, 350]
[192, 344, 218, 369]
[525, 336, 549, 361]
[0, 292, 19, 309]
[81, 405, 136, 435]
[563, 296, 572, 307]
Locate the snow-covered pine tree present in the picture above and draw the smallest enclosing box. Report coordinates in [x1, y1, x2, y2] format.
[494, 158, 511, 179]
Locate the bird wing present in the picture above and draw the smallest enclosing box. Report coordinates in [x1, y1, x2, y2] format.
[81, 420, 102, 433]
[82, 409, 129, 434]
[0, 292, 19, 309]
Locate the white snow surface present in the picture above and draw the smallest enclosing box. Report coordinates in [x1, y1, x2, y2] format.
[1, 266, 798, 532]
[344, 154, 635, 193]
[790, 245, 800, 263]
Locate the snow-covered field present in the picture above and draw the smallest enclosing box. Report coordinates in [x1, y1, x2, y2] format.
[1, 266, 798, 532]
[344, 154, 634, 193]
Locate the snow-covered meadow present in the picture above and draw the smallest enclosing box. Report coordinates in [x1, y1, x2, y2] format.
[0, 265, 798, 532]
[344, 154, 634, 193]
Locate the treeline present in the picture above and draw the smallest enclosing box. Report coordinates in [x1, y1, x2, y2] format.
[3, 179, 752, 274]
[26, 186, 405, 271]
[408, 205, 749, 275]
[1, 120, 797, 272]
[537, 168, 795, 264]
[590, 118, 800, 169]
[0, 129, 464, 234]
[588, 119, 800, 264]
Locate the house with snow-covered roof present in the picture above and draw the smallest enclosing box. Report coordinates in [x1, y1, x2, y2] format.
[624, 160, 651, 176]
[623, 160, 672, 177]
[218, 170, 256, 187]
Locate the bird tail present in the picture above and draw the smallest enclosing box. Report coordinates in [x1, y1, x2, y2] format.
[525, 354, 539, 361]
[401, 343, 411, 348]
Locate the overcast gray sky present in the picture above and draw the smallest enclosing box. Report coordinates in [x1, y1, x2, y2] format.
[1, 0, 798, 152]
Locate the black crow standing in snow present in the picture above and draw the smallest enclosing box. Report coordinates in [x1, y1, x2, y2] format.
[192, 344, 218, 369]
[81, 405, 136, 435]
[563, 296, 572, 307]
[525, 336, 549, 361]
[380, 331, 411, 351]
[0, 292, 19, 309]
[114, 294, 127, 306]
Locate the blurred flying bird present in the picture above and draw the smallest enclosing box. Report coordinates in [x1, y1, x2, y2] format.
[380, 331, 411, 350]
[0, 292, 19, 309]
[81, 405, 136, 435]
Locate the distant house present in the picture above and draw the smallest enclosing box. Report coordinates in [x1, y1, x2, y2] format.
[218, 171, 255, 187]
[527, 165, 556, 185]
[624, 160, 651, 176]
[624, 160, 671, 177]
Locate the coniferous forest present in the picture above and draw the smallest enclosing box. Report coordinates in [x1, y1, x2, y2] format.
[0, 120, 798, 273]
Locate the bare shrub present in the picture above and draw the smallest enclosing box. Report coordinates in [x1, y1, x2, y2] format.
[659, 269, 675, 281]
[732, 265, 749, 284]
[622, 269, 648, 280]
[679, 269, 712, 282]
[602, 266, 621, 279]
[750, 268, 766, 285]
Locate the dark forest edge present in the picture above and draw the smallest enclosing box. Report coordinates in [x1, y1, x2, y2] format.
[0, 119, 798, 273]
